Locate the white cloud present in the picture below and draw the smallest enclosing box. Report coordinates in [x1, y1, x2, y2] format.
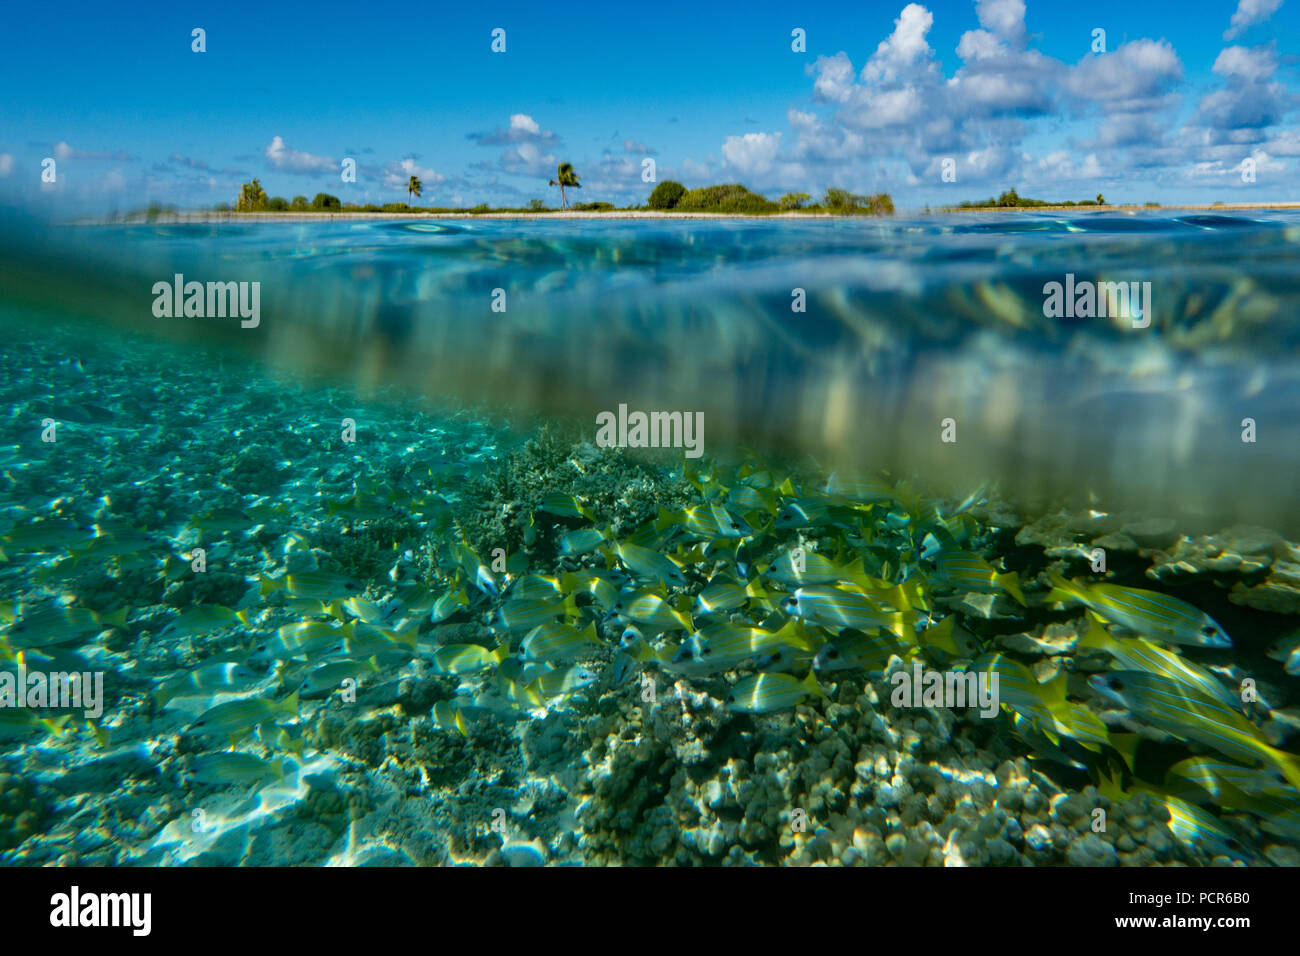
[383, 157, 445, 191]
[1066, 40, 1182, 108]
[975, 0, 1026, 41]
[510, 114, 540, 135]
[0, 154, 12, 177]
[264, 136, 335, 174]
[862, 4, 936, 84]
[500, 141, 559, 177]
[1225, 0, 1282, 39]
[1212, 45, 1277, 82]
[721, 132, 782, 175]
[470, 114, 560, 147]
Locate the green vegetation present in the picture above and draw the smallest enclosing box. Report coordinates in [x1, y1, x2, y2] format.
[949, 188, 1110, 210]
[217, 173, 896, 217]
[647, 180, 687, 210]
[676, 184, 778, 212]
[548, 162, 581, 209]
[236, 178, 269, 211]
[819, 188, 894, 215]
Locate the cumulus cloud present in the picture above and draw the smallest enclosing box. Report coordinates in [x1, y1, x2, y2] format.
[499, 141, 559, 177]
[1225, 0, 1282, 39]
[721, 132, 783, 176]
[1212, 45, 1277, 82]
[719, 0, 1294, 200]
[382, 157, 446, 191]
[468, 113, 560, 147]
[623, 139, 655, 155]
[264, 136, 335, 174]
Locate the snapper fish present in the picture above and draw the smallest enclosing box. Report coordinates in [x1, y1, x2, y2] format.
[186, 692, 299, 744]
[1047, 574, 1231, 648]
[185, 751, 286, 787]
[518, 620, 603, 663]
[1089, 670, 1300, 789]
[813, 627, 911, 673]
[601, 541, 687, 588]
[3, 605, 128, 650]
[930, 551, 1026, 606]
[727, 671, 827, 714]
[780, 586, 909, 636]
[425, 641, 511, 676]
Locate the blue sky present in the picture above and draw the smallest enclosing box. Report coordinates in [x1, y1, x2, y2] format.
[2, 0, 1297, 210]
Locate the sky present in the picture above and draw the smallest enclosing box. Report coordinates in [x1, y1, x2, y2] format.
[1, 0, 1297, 211]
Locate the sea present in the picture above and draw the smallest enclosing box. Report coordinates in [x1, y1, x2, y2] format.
[1, 210, 1298, 866]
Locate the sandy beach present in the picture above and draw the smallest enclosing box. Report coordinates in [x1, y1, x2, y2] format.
[90, 202, 1300, 224]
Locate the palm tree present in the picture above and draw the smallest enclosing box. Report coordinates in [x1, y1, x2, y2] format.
[1096, 193, 1105, 205]
[236, 178, 268, 211]
[407, 175, 422, 207]
[548, 163, 581, 209]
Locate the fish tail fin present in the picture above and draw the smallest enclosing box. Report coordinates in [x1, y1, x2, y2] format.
[388, 625, 419, 653]
[919, 615, 959, 655]
[772, 617, 812, 651]
[42, 714, 73, 738]
[654, 507, 680, 532]
[455, 706, 469, 737]
[87, 719, 109, 748]
[279, 690, 300, 716]
[259, 574, 285, 598]
[492, 641, 512, 664]
[1044, 571, 1080, 606]
[803, 670, 828, 700]
[1076, 611, 1115, 652]
[1266, 746, 1300, 792]
[997, 571, 1027, 607]
[101, 607, 129, 630]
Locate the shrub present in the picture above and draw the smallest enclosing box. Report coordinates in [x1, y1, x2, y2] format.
[820, 188, 894, 215]
[676, 184, 778, 213]
[779, 192, 812, 210]
[266, 196, 289, 211]
[573, 201, 615, 211]
[312, 192, 342, 210]
[647, 180, 687, 209]
[290, 195, 310, 211]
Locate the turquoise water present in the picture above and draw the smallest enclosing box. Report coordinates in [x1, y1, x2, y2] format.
[1, 212, 1298, 865]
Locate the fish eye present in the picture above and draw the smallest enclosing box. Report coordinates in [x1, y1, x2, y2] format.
[827, 648, 839, 660]
[1201, 625, 1218, 637]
